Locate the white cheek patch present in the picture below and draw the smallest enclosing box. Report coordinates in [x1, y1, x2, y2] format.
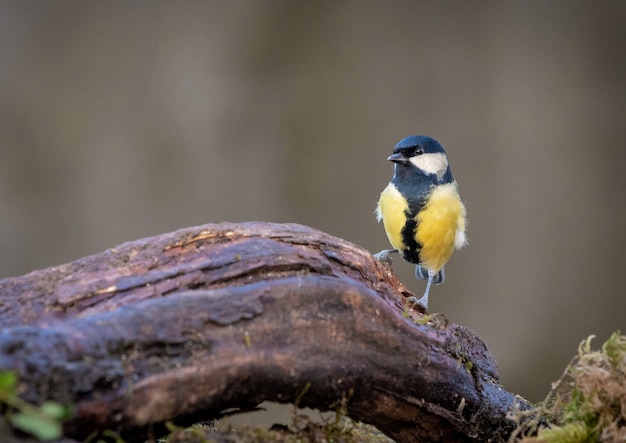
[409, 152, 448, 178]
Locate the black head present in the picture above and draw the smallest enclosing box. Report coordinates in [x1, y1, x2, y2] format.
[387, 135, 452, 182]
[389, 135, 446, 160]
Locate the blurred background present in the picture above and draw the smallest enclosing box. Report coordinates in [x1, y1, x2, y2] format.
[1, 1, 624, 404]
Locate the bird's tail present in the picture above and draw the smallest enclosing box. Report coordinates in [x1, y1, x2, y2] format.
[415, 265, 445, 284]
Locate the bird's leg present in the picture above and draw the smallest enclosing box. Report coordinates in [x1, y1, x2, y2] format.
[373, 249, 398, 265]
[407, 269, 436, 311]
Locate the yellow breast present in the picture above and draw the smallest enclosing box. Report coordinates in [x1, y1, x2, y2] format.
[376, 182, 409, 253]
[377, 181, 466, 272]
[416, 182, 466, 272]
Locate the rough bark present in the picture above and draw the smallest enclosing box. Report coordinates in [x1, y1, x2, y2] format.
[0, 222, 531, 442]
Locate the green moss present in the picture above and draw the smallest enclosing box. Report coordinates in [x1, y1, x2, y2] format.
[159, 416, 393, 443]
[511, 331, 626, 443]
[0, 371, 71, 441]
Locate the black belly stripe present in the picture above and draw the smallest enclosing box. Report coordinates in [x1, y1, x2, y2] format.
[400, 212, 421, 264]
[391, 165, 443, 265]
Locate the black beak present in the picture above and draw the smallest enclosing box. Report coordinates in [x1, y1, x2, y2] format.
[387, 153, 407, 164]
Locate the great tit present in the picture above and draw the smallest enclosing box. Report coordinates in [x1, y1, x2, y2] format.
[375, 135, 467, 309]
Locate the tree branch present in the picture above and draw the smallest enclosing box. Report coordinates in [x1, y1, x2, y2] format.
[0, 222, 531, 442]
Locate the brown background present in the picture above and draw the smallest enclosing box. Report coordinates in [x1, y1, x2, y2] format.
[1, 1, 624, 403]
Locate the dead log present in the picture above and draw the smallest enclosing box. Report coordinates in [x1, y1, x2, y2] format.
[0, 222, 531, 442]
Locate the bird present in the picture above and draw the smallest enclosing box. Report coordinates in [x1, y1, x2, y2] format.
[374, 135, 467, 310]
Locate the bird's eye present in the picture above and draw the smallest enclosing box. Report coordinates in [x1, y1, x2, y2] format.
[414, 148, 424, 156]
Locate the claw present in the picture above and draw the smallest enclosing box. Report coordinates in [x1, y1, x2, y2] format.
[406, 295, 428, 310]
[373, 249, 397, 265]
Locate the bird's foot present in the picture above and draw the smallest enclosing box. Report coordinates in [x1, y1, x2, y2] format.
[406, 295, 428, 311]
[373, 249, 397, 265]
